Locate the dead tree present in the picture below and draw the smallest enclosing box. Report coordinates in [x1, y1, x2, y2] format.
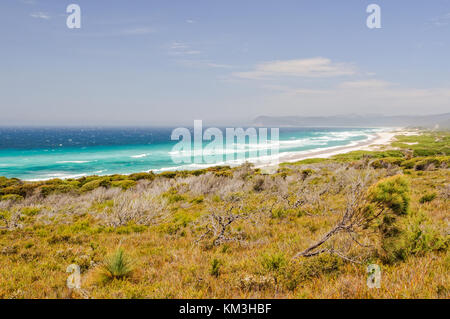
[293, 169, 385, 263]
[196, 197, 248, 246]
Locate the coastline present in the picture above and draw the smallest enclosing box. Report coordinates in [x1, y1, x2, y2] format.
[276, 130, 401, 164]
[9, 128, 409, 181]
[256, 128, 411, 171]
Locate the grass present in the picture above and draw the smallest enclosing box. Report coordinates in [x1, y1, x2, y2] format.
[0, 130, 448, 298]
[98, 248, 134, 282]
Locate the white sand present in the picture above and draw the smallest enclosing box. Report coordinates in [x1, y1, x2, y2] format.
[258, 128, 415, 171]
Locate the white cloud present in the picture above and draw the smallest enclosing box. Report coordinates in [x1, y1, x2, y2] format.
[178, 60, 233, 69]
[169, 42, 201, 56]
[30, 12, 50, 20]
[338, 80, 392, 89]
[233, 57, 356, 79]
[186, 19, 195, 24]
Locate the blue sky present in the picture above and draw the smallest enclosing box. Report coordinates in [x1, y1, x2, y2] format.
[0, 0, 449, 125]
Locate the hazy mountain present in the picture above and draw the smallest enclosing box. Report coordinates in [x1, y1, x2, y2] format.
[253, 113, 450, 129]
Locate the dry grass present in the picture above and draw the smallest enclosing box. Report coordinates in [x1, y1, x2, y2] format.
[0, 133, 448, 299]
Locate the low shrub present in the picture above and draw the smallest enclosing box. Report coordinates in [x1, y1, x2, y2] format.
[128, 172, 155, 181]
[38, 184, 78, 197]
[0, 194, 23, 202]
[419, 192, 437, 204]
[111, 180, 136, 190]
[159, 171, 177, 179]
[99, 248, 134, 282]
[261, 252, 287, 273]
[210, 258, 222, 277]
[367, 175, 410, 215]
[80, 178, 111, 192]
[281, 254, 342, 290]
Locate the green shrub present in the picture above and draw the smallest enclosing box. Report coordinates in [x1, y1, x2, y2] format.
[0, 194, 23, 202]
[291, 158, 329, 165]
[189, 196, 204, 204]
[252, 177, 265, 192]
[190, 169, 207, 176]
[371, 158, 403, 169]
[0, 210, 12, 225]
[301, 169, 315, 179]
[99, 248, 134, 282]
[159, 171, 177, 179]
[405, 212, 448, 256]
[111, 180, 136, 190]
[400, 157, 449, 171]
[210, 258, 222, 277]
[419, 192, 437, 204]
[270, 207, 288, 219]
[0, 176, 21, 188]
[80, 178, 111, 192]
[367, 175, 413, 264]
[261, 252, 287, 272]
[367, 175, 410, 216]
[0, 183, 37, 197]
[281, 254, 342, 290]
[21, 207, 41, 216]
[378, 211, 449, 264]
[415, 158, 440, 171]
[214, 170, 233, 178]
[24, 242, 34, 249]
[274, 167, 292, 179]
[39, 184, 77, 197]
[163, 187, 186, 204]
[128, 172, 155, 181]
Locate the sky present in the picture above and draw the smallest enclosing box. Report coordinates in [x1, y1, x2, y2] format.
[0, 0, 449, 126]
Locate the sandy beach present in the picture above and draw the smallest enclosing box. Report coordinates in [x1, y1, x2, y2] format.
[257, 128, 416, 170]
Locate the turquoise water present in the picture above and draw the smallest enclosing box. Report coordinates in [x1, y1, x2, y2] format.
[0, 127, 382, 180]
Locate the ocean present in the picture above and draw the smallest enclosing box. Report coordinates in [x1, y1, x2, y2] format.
[0, 127, 383, 181]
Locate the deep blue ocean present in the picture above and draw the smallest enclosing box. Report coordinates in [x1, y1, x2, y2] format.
[0, 127, 382, 180]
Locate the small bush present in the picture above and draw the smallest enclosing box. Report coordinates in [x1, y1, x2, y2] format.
[371, 158, 403, 169]
[214, 171, 232, 178]
[419, 192, 437, 204]
[99, 248, 134, 282]
[0, 194, 23, 202]
[252, 177, 265, 192]
[0, 183, 36, 198]
[111, 180, 136, 190]
[210, 258, 222, 277]
[39, 184, 77, 197]
[159, 171, 177, 179]
[405, 211, 448, 255]
[281, 254, 342, 290]
[128, 172, 155, 181]
[189, 196, 204, 204]
[21, 207, 40, 217]
[261, 252, 287, 272]
[301, 169, 315, 179]
[367, 175, 410, 215]
[270, 207, 288, 219]
[80, 179, 111, 192]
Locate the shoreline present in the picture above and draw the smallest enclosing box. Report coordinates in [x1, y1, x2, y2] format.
[274, 129, 402, 165]
[13, 128, 410, 181]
